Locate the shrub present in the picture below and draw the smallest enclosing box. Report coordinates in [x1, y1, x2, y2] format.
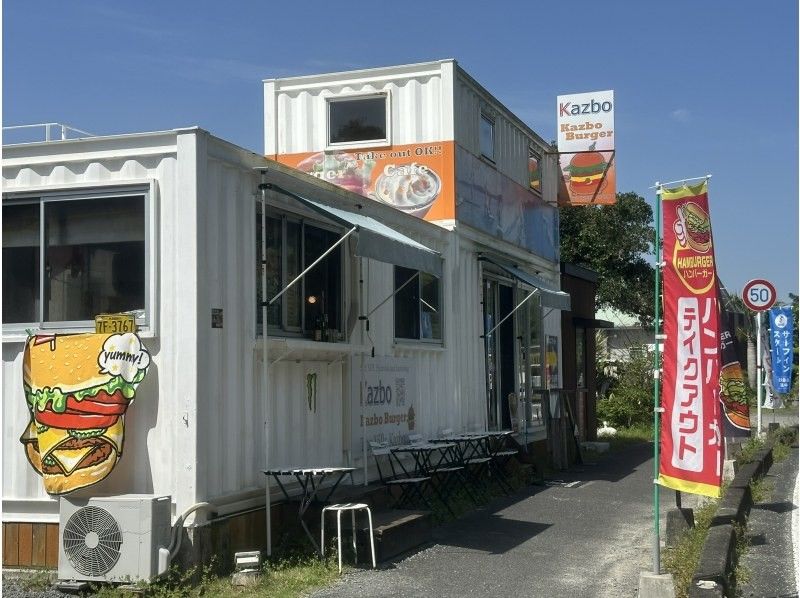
[596, 348, 655, 428]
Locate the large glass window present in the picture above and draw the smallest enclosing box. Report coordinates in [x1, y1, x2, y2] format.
[394, 266, 441, 341]
[256, 208, 343, 339]
[480, 112, 495, 161]
[3, 192, 146, 327]
[328, 96, 388, 145]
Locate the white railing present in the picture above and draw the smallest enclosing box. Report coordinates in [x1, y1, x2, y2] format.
[3, 123, 95, 143]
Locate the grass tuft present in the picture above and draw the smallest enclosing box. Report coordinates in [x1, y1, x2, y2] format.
[662, 498, 718, 598]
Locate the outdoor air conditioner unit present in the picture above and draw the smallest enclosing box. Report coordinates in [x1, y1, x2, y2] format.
[58, 494, 172, 584]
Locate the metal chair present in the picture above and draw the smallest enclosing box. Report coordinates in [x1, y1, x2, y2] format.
[320, 502, 376, 573]
[369, 441, 433, 511]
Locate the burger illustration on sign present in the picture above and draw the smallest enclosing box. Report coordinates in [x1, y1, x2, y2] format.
[679, 202, 712, 253]
[20, 332, 149, 495]
[564, 142, 608, 196]
[719, 362, 750, 430]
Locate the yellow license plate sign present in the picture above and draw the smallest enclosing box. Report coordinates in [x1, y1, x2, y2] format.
[95, 314, 137, 334]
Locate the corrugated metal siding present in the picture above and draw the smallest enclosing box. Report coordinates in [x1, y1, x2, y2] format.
[453, 73, 540, 190]
[193, 151, 349, 501]
[355, 234, 486, 449]
[275, 73, 446, 154]
[2, 150, 183, 517]
[2, 130, 494, 520]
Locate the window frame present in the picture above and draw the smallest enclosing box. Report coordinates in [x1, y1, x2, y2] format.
[2, 181, 158, 337]
[528, 145, 543, 198]
[326, 92, 391, 151]
[479, 110, 495, 163]
[257, 207, 346, 340]
[393, 266, 443, 344]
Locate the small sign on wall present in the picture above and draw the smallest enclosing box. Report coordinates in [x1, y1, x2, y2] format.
[212, 308, 223, 329]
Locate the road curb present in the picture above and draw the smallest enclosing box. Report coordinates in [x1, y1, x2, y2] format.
[688, 427, 797, 598]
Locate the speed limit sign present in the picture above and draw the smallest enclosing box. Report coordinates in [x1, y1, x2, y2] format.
[742, 279, 777, 311]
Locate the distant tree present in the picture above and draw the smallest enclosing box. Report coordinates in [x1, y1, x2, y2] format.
[560, 192, 655, 324]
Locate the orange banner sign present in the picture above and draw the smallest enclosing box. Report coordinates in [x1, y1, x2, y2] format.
[274, 141, 455, 222]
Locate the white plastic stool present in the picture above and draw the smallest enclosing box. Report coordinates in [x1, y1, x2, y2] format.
[320, 502, 376, 573]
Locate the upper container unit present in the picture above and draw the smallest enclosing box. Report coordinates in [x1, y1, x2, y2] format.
[264, 59, 559, 262]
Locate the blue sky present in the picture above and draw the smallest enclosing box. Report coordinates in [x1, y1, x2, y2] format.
[4, 1, 798, 302]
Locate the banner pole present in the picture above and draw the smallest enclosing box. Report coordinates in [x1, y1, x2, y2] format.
[652, 182, 663, 575]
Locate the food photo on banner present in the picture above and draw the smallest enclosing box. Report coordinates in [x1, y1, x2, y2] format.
[769, 305, 794, 395]
[20, 332, 150, 495]
[658, 180, 723, 498]
[718, 296, 750, 437]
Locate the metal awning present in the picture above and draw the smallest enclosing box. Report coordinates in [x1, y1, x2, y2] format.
[572, 316, 614, 329]
[479, 255, 571, 311]
[266, 183, 442, 278]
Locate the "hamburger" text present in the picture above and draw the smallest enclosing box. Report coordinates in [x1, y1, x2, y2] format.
[675, 255, 714, 269]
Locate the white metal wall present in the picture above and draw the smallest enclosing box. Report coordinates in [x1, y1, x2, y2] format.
[265, 60, 454, 155]
[452, 70, 551, 195]
[2, 135, 184, 521]
[2, 129, 496, 522]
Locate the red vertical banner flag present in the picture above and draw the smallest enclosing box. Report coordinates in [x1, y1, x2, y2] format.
[659, 181, 723, 498]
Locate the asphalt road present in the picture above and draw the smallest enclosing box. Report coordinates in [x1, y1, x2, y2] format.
[738, 445, 799, 598]
[314, 442, 657, 598]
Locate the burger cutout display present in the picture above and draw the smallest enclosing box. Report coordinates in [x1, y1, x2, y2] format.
[564, 142, 608, 196]
[20, 332, 149, 495]
[679, 202, 712, 253]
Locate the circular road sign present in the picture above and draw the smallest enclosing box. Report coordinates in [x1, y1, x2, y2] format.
[742, 279, 777, 311]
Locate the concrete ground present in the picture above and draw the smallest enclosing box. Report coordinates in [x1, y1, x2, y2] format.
[737, 445, 799, 598]
[314, 442, 657, 598]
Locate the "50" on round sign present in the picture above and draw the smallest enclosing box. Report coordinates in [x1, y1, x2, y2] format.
[742, 279, 776, 311]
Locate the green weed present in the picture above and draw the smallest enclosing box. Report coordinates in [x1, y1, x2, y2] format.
[662, 498, 718, 598]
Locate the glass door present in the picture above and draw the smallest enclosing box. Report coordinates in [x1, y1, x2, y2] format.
[482, 278, 515, 430]
[515, 288, 545, 436]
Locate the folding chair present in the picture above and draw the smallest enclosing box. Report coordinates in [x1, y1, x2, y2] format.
[488, 436, 519, 495]
[440, 429, 490, 503]
[369, 441, 433, 511]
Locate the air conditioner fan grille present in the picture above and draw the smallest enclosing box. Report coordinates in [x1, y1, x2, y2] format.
[63, 505, 123, 577]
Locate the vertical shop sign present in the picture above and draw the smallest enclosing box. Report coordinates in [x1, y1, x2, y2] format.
[659, 181, 723, 498]
[556, 90, 616, 205]
[769, 306, 794, 394]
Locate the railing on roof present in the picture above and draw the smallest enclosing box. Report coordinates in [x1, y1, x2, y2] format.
[3, 123, 95, 143]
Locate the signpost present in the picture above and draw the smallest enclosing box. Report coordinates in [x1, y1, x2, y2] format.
[742, 279, 777, 435]
[742, 279, 776, 312]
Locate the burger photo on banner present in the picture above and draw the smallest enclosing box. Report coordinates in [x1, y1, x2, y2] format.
[20, 332, 150, 495]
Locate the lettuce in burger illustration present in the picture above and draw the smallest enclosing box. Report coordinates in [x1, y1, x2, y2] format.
[564, 142, 608, 196]
[678, 202, 712, 253]
[20, 332, 149, 495]
[719, 362, 750, 430]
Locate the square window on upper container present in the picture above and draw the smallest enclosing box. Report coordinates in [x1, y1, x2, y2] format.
[327, 94, 389, 148]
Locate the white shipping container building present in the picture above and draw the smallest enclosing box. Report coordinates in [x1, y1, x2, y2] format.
[2, 59, 571, 569]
